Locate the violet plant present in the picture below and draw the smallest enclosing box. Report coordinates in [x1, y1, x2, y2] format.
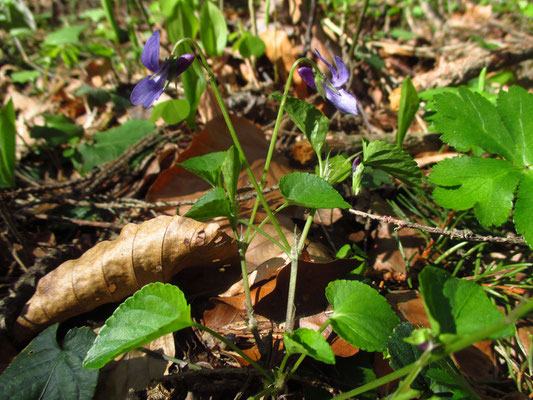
[79, 31, 531, 398]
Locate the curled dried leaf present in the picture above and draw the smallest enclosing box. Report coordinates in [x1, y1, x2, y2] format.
[14, 215, 236, 339]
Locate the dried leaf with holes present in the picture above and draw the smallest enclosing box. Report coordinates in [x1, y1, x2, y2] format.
[14, 215, 236, 340]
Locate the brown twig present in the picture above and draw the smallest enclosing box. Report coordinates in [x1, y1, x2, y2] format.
[348, 208, 527, 246]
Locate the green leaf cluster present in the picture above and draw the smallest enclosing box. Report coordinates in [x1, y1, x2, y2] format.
[75, 119, 155, 174]
[428, 86, 533, 246]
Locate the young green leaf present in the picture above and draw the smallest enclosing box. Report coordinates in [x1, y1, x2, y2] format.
[31, 114, 83, 147]
[238, 33, 266, 59]
[75, 119, 155, 174]
[272, 94, 329, 156]
[430, 156, 522, 227]
[84, 283, 192, 369]
[179, 151, 227, 187]
[222, 146, 241, 203]
[0, 98, 16, 188]
[167, 1, 198, 43]
[284, 328, 335, 364]
[419, 267, 514, 339]
[184, 187, 232, 220]
[0, 324, 98, 400]
[396, 77, 420, 147]
[44, 25, 85, 46]
[180, 44, 206, 121]
[199, 1, 227, 56]
[151, 99, 190, 125]
[362, 139, 421, 187]
[279, 172, 350, 209]
[326, 280, 400, 352]
[318, 153, 352, 185]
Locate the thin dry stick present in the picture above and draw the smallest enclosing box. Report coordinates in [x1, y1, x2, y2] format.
[348, 208, 527, 246]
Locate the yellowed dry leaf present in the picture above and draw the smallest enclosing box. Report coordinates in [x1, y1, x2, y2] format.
[259, 29, 300, 83]
[14, 215, 236, 339]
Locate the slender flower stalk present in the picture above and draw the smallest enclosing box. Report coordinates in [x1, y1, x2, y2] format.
[298, 49, 358, 115]
[131, 31, 194, 107]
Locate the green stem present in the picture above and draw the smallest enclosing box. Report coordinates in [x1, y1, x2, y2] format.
[285, 208, 317, 333]
[236, 235, 258, 332]
[347, 0, 370, 58]
[237, 217, 290, 255]
[193, 322, 273, 382]
[244, 57, 319, 244]
[101, 0, 122, 43]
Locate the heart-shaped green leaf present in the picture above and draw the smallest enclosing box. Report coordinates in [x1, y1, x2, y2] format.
[284, 328, 335, 364]
[279, 172, 350, 209]
[83, 283, 192, 369]
[184, 187, 232, 221]
[326, 280, 400, 352]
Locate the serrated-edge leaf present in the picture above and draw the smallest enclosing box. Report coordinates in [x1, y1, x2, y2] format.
[430, 156, 522, 227]
[387, 322, 430, 391]
[83, 283, 192, 369]
[514, 170, 533, 247]
[279, 172, 350, 209]
[432, 87, 519, 163]
[0, 324, 98, 400]
[362, 140, 421, 187]
[497, 86, 533, 166]
[184, 187, 232, 221]
[179, 151, 227, 187]
[284, 328, 335, 364]
[326, 280, 400, 352]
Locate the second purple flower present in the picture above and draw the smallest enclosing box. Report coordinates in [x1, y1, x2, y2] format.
[298, 49, 358, 116]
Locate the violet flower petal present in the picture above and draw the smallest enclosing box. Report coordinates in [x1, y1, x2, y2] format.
[140, 30, 161, 73]
[332, 56, 349, 87]
[130, 66, 169, 107]
[298, 66, 316, 88]
[174, 53, 195, 75]
[315, 49, 338, 82]
[325, 87, 358, 116]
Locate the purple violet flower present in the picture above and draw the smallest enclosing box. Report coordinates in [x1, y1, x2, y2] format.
[131, 30, 195, 108]
[298, 49, 358, 116]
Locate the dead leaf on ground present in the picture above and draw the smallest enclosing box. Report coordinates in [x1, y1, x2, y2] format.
[95, 333, 175, 400]
[13, 215, 237, 340]
[259, 29, 300, 83]
[146, 114, 291, 215]
[204, 258, 359, 330]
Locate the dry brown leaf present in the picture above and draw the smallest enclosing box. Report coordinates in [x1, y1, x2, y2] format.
[146, 114, 291, 215]
[259, 29, 300, 83]
[95, 333, 175, 400]
[204, 258, 359, 330]
[14, 215, 236, 340]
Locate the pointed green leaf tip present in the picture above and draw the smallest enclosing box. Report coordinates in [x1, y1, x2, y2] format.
[83, 283, 192, 369]
[419, 267, 514, 339]
[279, 172, 350, 209]
[284, 328, 335, 364]
[326, 280, 400, 352]
[363, 139, 421, 187]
